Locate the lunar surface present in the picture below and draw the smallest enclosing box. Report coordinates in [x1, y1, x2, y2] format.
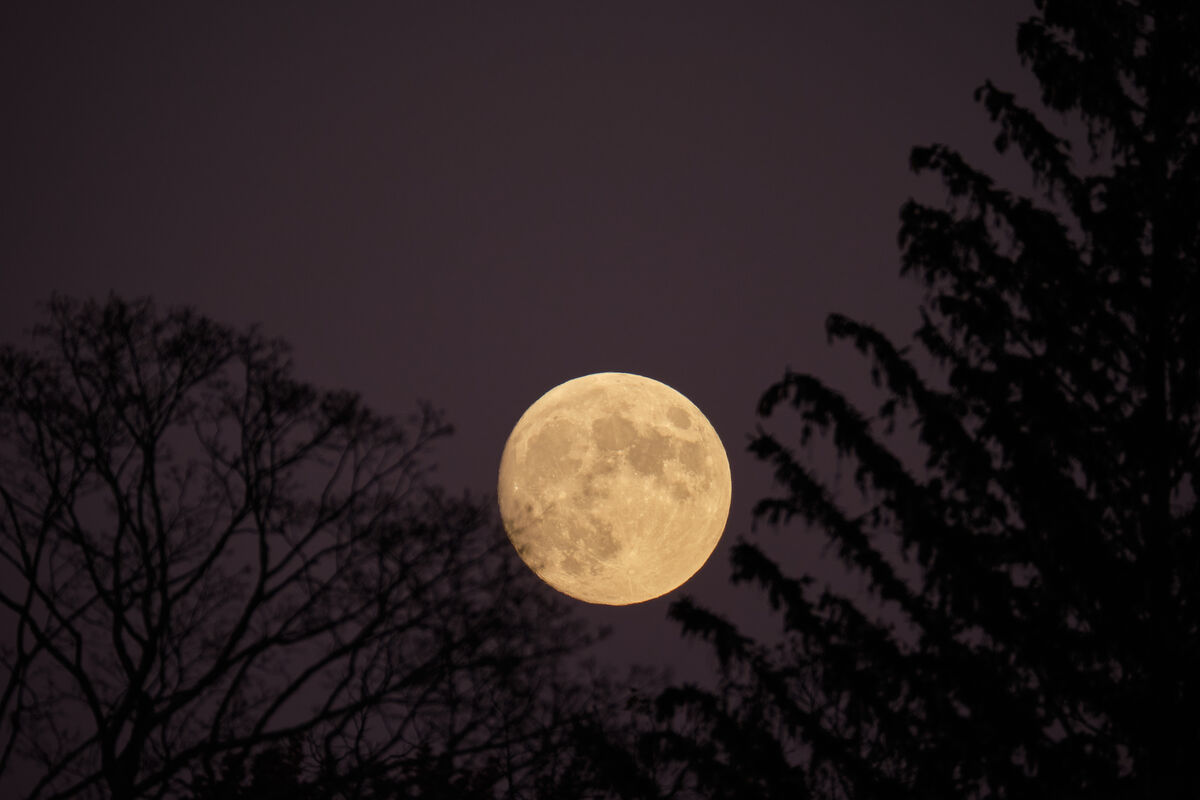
[497, 372, 732, 605]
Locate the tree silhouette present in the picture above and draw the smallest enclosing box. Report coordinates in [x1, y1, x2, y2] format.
[658, 1, 1199, 797]
[0, 296, 612, 800]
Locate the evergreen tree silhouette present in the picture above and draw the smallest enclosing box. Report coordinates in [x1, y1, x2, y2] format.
[656, 1, 1200, 796]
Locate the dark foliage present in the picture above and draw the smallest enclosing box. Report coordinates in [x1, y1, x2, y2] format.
[0, 296, 616, 800]
[657, 1, 1200, 797]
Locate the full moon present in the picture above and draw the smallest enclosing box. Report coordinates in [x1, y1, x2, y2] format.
[497, 373, 732, 605]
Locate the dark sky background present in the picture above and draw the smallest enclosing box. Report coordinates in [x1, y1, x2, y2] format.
[2, 2, 1040, 684]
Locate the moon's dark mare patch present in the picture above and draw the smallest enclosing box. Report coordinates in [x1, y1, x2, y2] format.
[628, 429, 671, 476]
[526, 418, 581, 483]
[592, 413, 637, 450]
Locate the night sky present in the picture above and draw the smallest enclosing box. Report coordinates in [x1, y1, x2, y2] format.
[2, 2, 1040, 683]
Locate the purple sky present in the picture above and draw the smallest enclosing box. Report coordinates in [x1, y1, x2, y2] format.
[2, 2, 1039, 682]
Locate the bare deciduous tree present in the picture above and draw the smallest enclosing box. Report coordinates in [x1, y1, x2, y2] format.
[0, 296, 606, 800]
